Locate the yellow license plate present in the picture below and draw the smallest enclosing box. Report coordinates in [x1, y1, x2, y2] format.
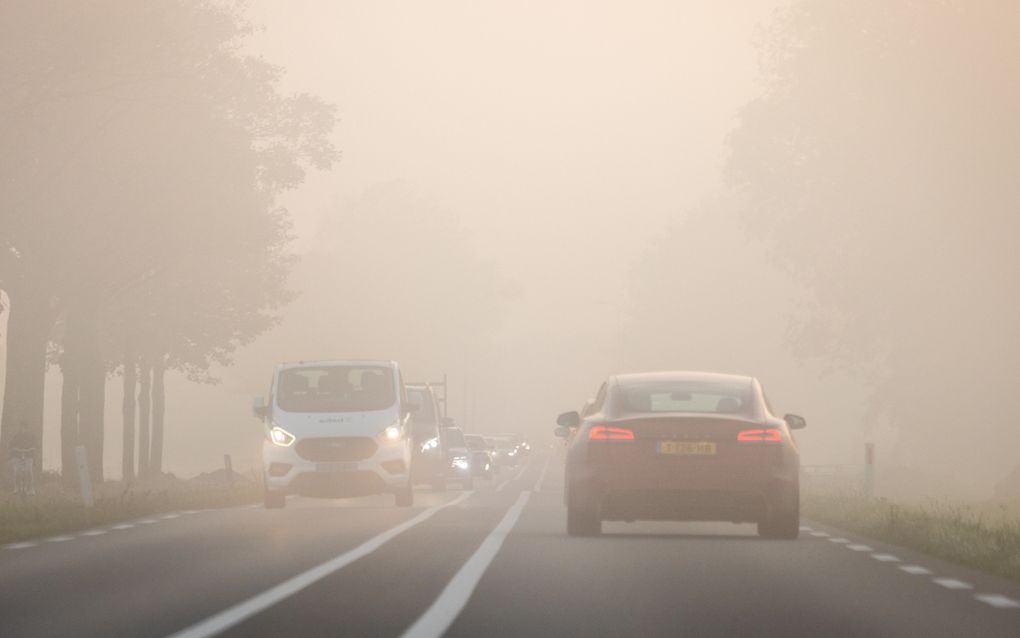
[657, 441, 717, 456]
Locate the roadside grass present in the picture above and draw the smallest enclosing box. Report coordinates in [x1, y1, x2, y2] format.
[0, 474, 260, 545]
[803, 493, 1020, 584]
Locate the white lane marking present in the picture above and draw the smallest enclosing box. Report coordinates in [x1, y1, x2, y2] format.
[160, 513, 180, 520]
[847, 544, 873, 551]
[46, 536, 75, 543]
[810, 531, 830, 537]
[181, 510, 200, 515]
[495, 479, 511, 492]
[899, 565, 932, 575]
[799, 525, 812, 531]
[933, 578, 973, 590]
[533, 456, 553, 492]
[166, 491, 473, 638]
[828, 538, 850, 544]
[79, 530, 107, 537]
[871, 554, 900, 562]
[401, 491, 531, 638]
[111, 524, 134, 530]
[4, 542, 38, 550]
[138, 519, 159, 525]
[974, 594, 1020, 609]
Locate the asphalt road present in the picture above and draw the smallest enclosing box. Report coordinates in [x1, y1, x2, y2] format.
[2, 452, 1019, 638]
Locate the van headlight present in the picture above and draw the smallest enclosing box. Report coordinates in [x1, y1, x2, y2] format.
[269, 425, 296, 447]
[379, 425, 402, 443]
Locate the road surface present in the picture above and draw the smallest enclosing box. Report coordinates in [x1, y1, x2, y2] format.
[2, 452, 1019, 637]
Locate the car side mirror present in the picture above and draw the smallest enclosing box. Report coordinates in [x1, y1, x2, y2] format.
[784, 414, 806, 430]
[557, 411, 581, 428]
[252, 396, 269, 420]
[554, 426, 571, 438]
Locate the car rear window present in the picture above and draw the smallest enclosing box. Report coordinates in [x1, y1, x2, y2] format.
[618, 381, 752, 416]
[276, 366, 396, 413]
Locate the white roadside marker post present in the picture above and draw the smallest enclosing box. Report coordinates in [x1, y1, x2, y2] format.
[74, 445, 94, 507]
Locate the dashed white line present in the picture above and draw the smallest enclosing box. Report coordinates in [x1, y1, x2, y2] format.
[799, 525, 813, 531]
[4, 542, 38, 550]
[846, 544, 873, 552]
[495, 479, 511, 492]
[974, 594, 1020, 609]
[810, 531, 830, 537]
[828, 538, 850, 544]
[165, 491, 474, 638]
[871, 554, 901, 562]
[46, 535, 75, 543]
[933, 578, 973, 590]
[111, 524, 135, 530]
[899, 565, 932, 575]
[160, 513, 180, 520]
[401, 491, 531, 638]
[181, 510, 201, 515]
[138, 519, 159, 525]
[79, 530, 107, 537]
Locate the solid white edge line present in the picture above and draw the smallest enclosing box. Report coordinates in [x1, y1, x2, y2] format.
[3, 542, 38, 550]
[871, 554, 900, 562]
[401, 491, 531, 638]
[846, 544, 873, 551]
[165, 491, 473, 638]
[533, 456, 553, 493]
[974, 594, 1020, 609]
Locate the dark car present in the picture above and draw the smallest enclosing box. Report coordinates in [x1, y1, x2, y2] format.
[555, 371, 806, 538]
[464, 434, 494, 479]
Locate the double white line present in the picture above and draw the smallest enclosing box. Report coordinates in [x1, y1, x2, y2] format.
[167, 492, 473, 638]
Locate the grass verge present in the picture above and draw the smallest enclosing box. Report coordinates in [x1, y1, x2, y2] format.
[803, 493, 1020, 584]
[0, 476, 260, 545]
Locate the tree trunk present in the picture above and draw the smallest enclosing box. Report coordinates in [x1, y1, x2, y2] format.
[121, 350, 136, 482]
[59, 352, 81, 487]
[138, 358, 151, 477]
[0, 288, 52, 481]
[150, 357, 166, 476]
[78, 325, 106, 484]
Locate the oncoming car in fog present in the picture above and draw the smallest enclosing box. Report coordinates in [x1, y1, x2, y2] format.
[253, 360, 415, 509]
[556, 371, 806, 538]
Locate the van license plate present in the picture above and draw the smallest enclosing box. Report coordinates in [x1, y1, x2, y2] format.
[316, 462, 358, 472]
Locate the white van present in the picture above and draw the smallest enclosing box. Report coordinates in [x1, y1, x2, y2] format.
[252, 360, 415, 509]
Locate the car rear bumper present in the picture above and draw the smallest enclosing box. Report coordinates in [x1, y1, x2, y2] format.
[567, 464, 798, 523]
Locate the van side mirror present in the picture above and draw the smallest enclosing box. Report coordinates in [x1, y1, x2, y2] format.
[784, 414, 806, 430]
[554, 426, 571, 438]
[557, 411, 581, 428]
[252, 396, 269, 420]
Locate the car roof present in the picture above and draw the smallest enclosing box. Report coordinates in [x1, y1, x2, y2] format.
[612, 371, 755, 386]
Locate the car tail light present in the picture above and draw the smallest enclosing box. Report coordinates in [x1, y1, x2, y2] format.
[737, 428, 781, 442]
[589, 425, 635, 440]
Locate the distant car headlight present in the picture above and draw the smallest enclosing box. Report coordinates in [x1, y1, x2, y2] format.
[452, 455, 470, 470]
[269, 425, 296, 447]
[380, 425, 402, 443]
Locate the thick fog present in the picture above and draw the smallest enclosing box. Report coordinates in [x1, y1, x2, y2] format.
[2, 0, 1018, 498]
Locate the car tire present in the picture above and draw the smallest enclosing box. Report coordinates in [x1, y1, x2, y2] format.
[566, 506, 601, 536]
[264, 489, 286, 509]
[394, 481, 414, 507]
[757, 499, 800, 539]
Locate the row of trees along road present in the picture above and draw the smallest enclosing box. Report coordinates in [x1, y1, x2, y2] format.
[0, 0, 337, 483]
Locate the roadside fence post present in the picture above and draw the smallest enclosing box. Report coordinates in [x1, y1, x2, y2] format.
[74, 445, 94, 507]
[864, 442, 876, 498]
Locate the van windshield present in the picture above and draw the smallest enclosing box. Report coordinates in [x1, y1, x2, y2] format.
[276, 365, 396, 413]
